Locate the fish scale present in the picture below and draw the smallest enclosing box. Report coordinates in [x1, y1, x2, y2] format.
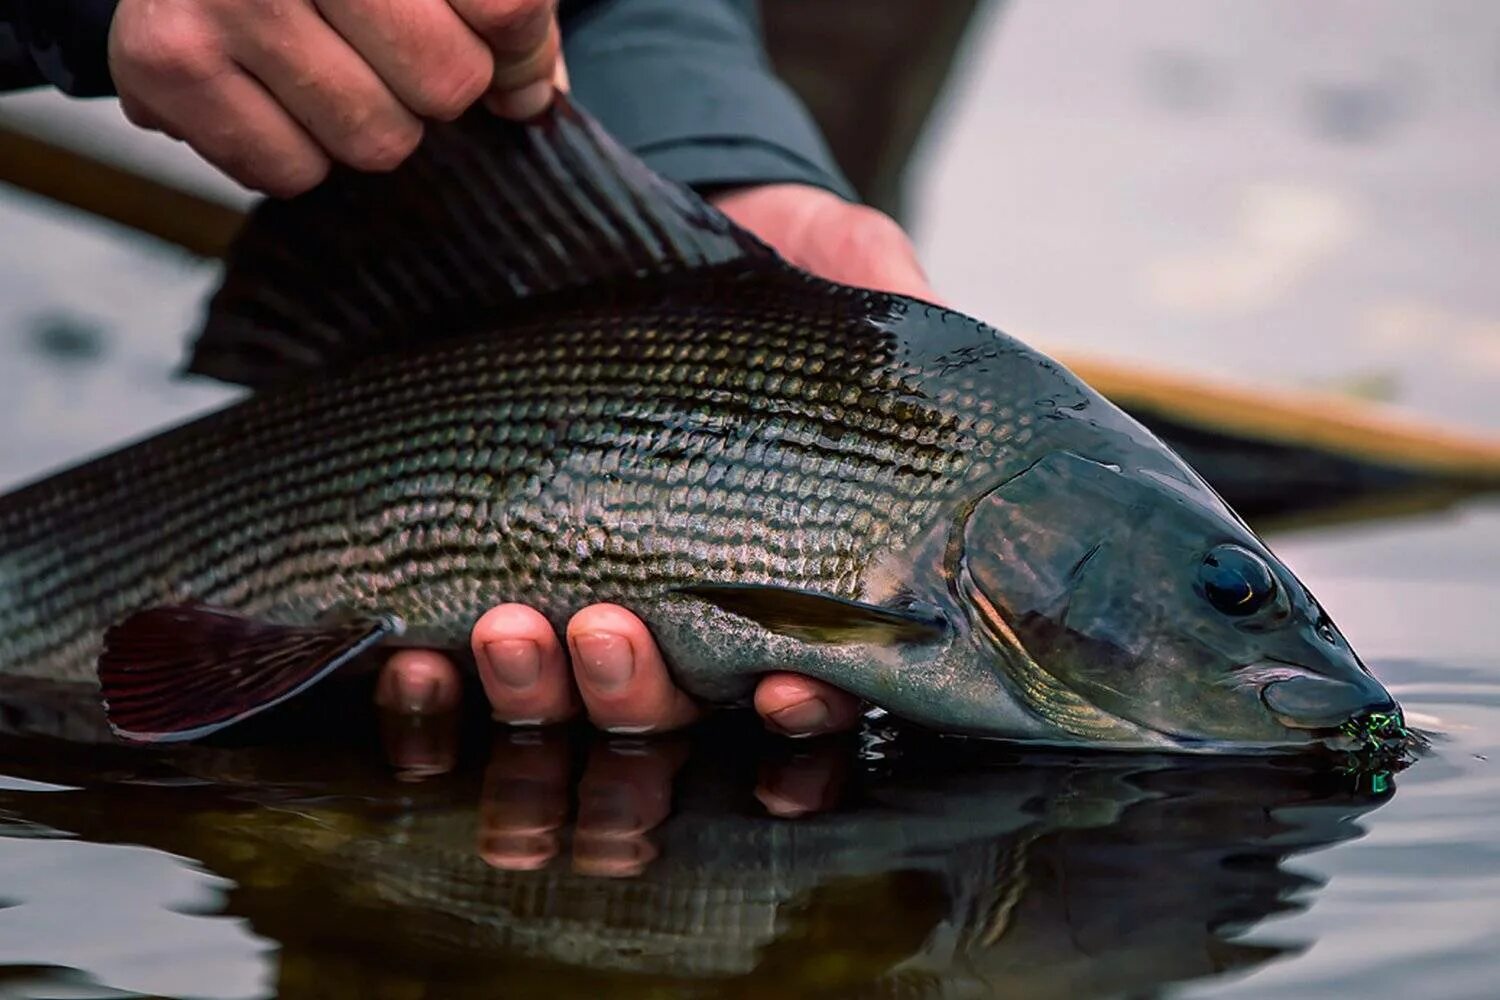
[0, 276, 1024, 685]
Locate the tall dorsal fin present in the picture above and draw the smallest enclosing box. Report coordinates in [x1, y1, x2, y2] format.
[188, 95, 781, 388]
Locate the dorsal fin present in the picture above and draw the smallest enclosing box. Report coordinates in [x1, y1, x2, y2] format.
[188, 95, 780, 388]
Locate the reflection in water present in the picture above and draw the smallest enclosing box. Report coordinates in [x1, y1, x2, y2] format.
[0, 686, 1394, 1000]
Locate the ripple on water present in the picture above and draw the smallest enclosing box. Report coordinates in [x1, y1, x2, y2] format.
[0, 810, 277, 1000]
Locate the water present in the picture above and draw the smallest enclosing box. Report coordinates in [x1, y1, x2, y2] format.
[2, 1, 1499, 997]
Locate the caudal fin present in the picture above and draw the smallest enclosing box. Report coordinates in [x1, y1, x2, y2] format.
[99, 606, 402, 743]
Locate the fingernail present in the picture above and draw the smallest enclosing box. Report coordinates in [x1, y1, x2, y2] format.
[756, 786, 815, 819]
[571, 837, 656, 878]
[483, 639, 541, 689]
[478, 831, 558, 872]
[485, 80, 554, 120]
[756, 759, 836, 818]
[574, 632, 634, 693]
[768, 698, 831, 736]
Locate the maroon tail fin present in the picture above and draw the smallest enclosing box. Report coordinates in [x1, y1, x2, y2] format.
[99, 606, 403, 743]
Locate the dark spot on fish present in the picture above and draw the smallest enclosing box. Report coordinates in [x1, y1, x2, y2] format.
[25, 313, 108, 366]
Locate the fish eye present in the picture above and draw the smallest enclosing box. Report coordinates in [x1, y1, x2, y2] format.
[1198, 544, 1278, 617]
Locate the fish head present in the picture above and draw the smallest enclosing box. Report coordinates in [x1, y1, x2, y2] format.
[955, 449, 1402, 751]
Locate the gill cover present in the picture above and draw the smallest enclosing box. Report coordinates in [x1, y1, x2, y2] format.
[959, 451, 1157, 743]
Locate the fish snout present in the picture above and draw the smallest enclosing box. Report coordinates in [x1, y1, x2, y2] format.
[1260, 673, 1401, 735]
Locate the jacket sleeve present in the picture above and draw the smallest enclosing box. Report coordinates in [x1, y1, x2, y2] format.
[0, 0, 853, 199]
[560, 0, 854, 198]
[0, 0, 116, 96]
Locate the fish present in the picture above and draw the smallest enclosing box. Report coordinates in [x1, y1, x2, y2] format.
[0, 96, 1405, 751]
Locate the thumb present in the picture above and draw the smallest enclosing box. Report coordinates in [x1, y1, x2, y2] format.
[814, 202, 941, 303]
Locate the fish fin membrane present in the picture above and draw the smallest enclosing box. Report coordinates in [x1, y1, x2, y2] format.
[98, 606, 402, 743]
[189, 94, 781, 388]
[677, 584, 948, 645]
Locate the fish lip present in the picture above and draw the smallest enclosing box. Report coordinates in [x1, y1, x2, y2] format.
[1242, 661, 1408, 756]
[1227, 660, 1353, 729]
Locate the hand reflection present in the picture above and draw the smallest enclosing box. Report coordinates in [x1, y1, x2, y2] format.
[378, 708, 460, 782]
[381, 714, 852, 876]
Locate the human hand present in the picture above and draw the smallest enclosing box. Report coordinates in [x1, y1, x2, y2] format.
[108, 0, 565, 196]
[376, 183, 937, 741]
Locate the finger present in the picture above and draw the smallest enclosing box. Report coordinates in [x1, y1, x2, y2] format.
[711, 186, 944, 304]
[116, 65, 330, 196]
[755, 744, 850, 818]
[378, 709, 460, 781]
[809, 204, 937, 301]
[477, 729, 570, 870]
[472, 603, 578, 725]
[117, 92, 173, 135]
[376, 649, 465, 715]
[572, 737, 687, 878]
[314, 0, 493, 120]
[226, 3, 423, 172]
[451, 0, 560, 118]
[753, 673, 864, 738]
[566, 604, 701, 735]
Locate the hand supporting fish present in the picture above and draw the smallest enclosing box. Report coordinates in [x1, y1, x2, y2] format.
[374, 183, 930, 737]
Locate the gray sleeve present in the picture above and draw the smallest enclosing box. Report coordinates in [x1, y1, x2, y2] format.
[0, 0, 117, 95]
[559, 0, 855, 200]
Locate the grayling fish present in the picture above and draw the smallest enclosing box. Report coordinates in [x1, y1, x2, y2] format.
[0, 97, 1403, 750]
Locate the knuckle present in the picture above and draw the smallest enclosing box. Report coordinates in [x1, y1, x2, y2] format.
[411, 60, 491, 120]
[248, 152, 330, 198]
[344, 120, 423, 172]
[282, 154, 332, 195]
[117, 94, 157, 129]
[111, 10, 224, 86]
[848, 205, 909, 248]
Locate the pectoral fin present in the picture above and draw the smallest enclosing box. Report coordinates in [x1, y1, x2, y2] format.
[674, 585, 948, 645]
[98, 606, 404, 743]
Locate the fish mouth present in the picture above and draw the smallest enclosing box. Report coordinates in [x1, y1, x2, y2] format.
[1252, 665, 1411, 755]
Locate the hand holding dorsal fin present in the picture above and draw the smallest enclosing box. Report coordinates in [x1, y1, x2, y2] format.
[189, 95, 782, 388]
[99, 606, 403, 742]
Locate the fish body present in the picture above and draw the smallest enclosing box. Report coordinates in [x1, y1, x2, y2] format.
[0, 98, 1403, 750]
[0, 276, 1076, 724]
